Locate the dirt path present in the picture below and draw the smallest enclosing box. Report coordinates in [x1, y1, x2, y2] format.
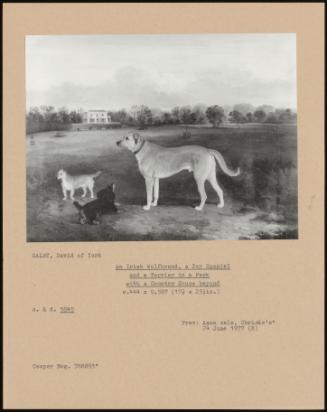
[28, 199, 296, 242]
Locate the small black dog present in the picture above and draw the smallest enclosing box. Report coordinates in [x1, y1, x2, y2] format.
[73, 184, 117, 224]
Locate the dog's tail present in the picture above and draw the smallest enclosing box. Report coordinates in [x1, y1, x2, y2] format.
[210, 150, 240, 177]
[92, 171, 101, 179]
[73, 201, 83, 210]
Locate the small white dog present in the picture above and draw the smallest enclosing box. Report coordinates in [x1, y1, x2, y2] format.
[57, 169, 101, 201]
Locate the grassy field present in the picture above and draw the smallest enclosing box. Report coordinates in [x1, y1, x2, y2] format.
[27, 124, 298, 241]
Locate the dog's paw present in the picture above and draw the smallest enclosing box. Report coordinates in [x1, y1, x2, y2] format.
[93, 220, 100, 225]
[143, 205, 151, 211]
[195, 206, 203, 211]
[80, 217, 87, 224]
[151, 202, 157, 206]
[217, 203, 224, 208]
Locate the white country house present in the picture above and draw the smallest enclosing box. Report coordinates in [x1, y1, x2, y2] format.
[83, 110, 112, 124]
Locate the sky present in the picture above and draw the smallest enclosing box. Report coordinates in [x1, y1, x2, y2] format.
[26, 34, 297, 111]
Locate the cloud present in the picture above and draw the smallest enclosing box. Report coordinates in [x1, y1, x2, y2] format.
[27, 65, 296, 110]
[26, 34, 297, 110]
[183, 67, 296, 108]
[27, 66, 184, 110]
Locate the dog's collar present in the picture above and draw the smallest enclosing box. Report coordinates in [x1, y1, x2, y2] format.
[133, 140, 145, 155]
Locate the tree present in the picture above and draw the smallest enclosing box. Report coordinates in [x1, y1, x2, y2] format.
[26, 106, 74, 133]
[41, 106, 61, 130]
[162, 112, 172, 124]
[171, 107, 181, 124]
[69, 110, 83, 123]
[26, 107, 45, 134]
[205, 105, 225, 128]
[134, 105, 153, 129]
[179, 106, 193, 125]
[229, 110, 244, 125]
[192, 105, 206, 124]
[275, 108, 295, 123]
[152, 114, 163, 126]
[265, 112, 279, 124]
[245, 112, 254, 123]
[110, 109, 129, 125]
[150, 108, 164, 126]
[254, 109, 266, 123]
[57, 107, 71, 125]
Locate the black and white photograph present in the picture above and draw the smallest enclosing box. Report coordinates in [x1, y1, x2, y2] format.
[26, 34, 298, 241]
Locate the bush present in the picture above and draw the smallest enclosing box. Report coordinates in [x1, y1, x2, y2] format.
[53, 131, 66, 138]
[26, 106, 77, 134]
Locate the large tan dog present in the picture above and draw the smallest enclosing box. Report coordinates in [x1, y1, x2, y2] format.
[116, 133, 240, 211]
